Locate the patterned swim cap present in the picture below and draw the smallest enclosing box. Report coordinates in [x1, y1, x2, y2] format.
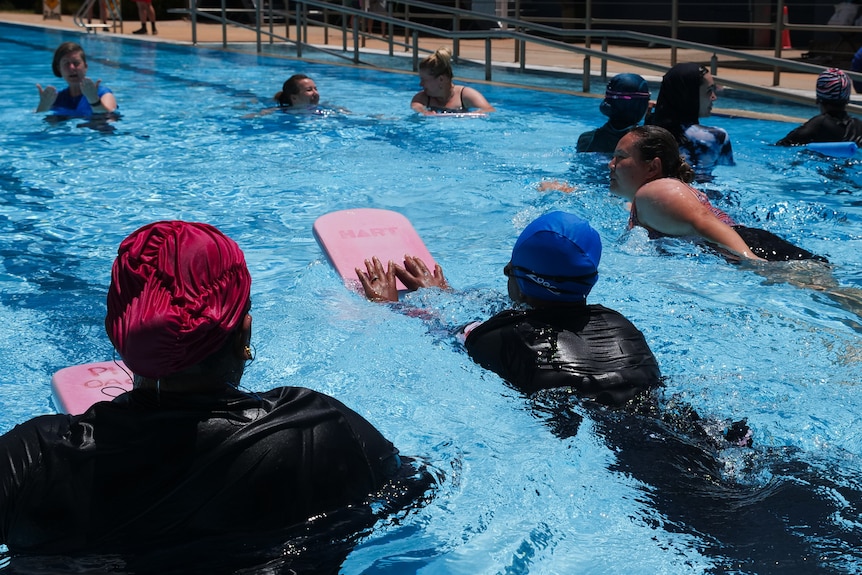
[816, 68, 851, 103]
[105, 221, 252, 379]
[509, 212, 602, 303]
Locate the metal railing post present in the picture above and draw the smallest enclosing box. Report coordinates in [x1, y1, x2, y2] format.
[284, 2, 290, 41]
[773, 0, 785, 86]
[485, 37, 492, 81]
[341, 5, 347, 51]
[519, 34, 525, 72]
[284, 4, 291, 40]
[412, 29, 419, 70]
[353, 15, 360, 63]
[387, 2, 394, 55]
[453, 11, 460, 58]
[601, 37, 608, 83]
[583, 57, 590, 92]
[255, 0, 261, 52]
[324, 7, 329, 44]
[513, 0, 520, 63]
[221, 2, 231, 46]
[267, 0, 273, 45]
[584, 0, 591, 92]
[296, 2, 302, 57]
[190, 0, 197, 45]
[670, 0, 678, 65]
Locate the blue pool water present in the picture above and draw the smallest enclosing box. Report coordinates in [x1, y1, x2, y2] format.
[4, 21, 862, 574]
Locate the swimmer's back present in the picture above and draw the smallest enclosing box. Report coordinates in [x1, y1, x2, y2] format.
[464, 305, 661, 406]
[0, 386, 400, 554]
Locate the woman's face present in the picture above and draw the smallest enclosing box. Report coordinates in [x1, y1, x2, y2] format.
[290, 78, 320, 107]
[698, 72, 717, 117]
[59, 50, 88, 87]
[419, 70, 450, 98]
[608, 133, 655, 200]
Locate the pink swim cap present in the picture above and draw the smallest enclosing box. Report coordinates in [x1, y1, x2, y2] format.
[105, 221, 252, 379]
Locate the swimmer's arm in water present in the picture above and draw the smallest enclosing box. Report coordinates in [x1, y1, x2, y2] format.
[35, 84, 58, 112]
[635, 180, 764, 261]
[81, 78, 117, 113]
[461, 86, 495, 113]
[537, 180, 576, 193]
[410, 93, 436, 116]
[356, 255, 449, 302]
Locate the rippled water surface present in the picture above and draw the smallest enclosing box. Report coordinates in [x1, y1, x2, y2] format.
[3, 22, 862, 574]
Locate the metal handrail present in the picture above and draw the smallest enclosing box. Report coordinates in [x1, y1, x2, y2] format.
[172, 0, 862, 110]
[73, 0, 122, 33]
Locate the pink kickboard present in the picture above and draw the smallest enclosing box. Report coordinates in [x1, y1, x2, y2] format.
[313, 208, 435, 291]
[51, 361, 133, 415]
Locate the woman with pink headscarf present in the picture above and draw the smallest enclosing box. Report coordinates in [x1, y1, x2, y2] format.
[0, 221, 429, 569]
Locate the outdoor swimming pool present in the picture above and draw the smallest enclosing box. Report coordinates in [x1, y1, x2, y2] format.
[3, 20, 862, 574]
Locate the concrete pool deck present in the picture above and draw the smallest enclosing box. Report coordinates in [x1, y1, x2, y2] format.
[1, 10, 832, 115]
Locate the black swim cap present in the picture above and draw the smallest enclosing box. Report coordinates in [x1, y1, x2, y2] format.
[599, 73, 651, 128]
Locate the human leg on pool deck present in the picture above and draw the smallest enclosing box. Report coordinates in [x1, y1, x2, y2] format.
[133, 0, 157, 35]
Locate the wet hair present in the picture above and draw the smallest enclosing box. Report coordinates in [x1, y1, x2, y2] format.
[646, 63, 709, 138]
[628, 125, 696, 184]
[52, 42, 86, 78]
[419, 48, 454, 79]
[274, 74, 311, 108]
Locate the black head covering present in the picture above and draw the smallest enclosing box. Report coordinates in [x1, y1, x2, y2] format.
[599, 73, 651, 129]
[648, 63, 706, 135]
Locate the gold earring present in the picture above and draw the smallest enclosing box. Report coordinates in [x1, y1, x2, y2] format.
[244, 346, 252, 360]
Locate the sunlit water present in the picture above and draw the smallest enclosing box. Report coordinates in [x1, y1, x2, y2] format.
[3, 22, 862, 574]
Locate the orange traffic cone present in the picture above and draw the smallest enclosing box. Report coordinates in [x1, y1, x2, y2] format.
[782, 5, 792, 49]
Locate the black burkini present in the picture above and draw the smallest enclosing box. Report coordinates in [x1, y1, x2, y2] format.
[576, 122, 632, 154]
[0, 386, 410, 555]
[463, 305, 662, 407]
[462, 296, 862, 572]
[776, 111, 862, 147]
[732, 226, 828, 263]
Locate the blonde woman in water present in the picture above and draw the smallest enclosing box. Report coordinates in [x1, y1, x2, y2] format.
[410, 48, 495, 115]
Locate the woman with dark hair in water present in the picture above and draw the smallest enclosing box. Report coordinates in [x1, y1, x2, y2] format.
[274, 74, 320, 109]
[610, 125, 823, 262]
[36, 42, 118, 116]
[645, 62, 733, 181]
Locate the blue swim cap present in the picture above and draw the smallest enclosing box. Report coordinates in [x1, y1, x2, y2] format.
[510, 212, 602, 303]
[599, 73, 651, 127]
